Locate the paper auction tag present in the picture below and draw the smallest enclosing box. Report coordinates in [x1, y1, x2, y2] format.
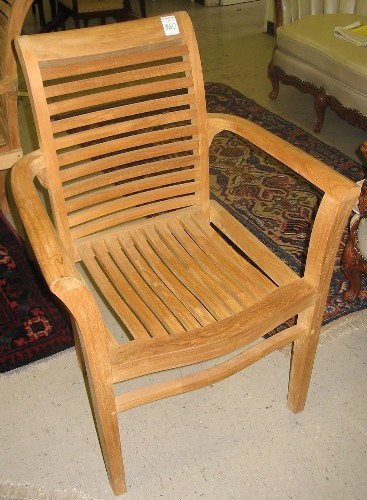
[161, 16, 180, 36]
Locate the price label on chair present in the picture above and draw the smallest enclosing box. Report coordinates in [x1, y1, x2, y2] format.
[161, 16, 180, 36]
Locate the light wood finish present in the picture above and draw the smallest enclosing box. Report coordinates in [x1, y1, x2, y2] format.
[0, 0, 35, 214]
[12, 13, 360, 496]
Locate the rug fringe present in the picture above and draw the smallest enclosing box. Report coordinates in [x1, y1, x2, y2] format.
[318, 308, 367, 347]
[1, 348, 77, 378]
[0, 481, 97, 500]
[279, 308, 367, 355]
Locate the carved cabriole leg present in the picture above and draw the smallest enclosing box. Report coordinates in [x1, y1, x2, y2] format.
[268, 62, 280, 100]
[314, 90, 327, 133]
[341, 218, 363, 302]
[341, 171, 367, 302]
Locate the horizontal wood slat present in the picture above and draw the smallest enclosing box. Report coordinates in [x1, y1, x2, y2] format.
[52, 93, 196, 135]
[63, 157, 197, 201]
[60, 141, 198, 183]
[48, 77, 194, 117]
[57, 125, 198, 167]
[68, 181, 199, 228]
[114, 324, 306, 411]
[44, 60, 192, 99]
[54, 108, 195, 151]
[40, 43, 190, 81]
[70, 194, 199, 240]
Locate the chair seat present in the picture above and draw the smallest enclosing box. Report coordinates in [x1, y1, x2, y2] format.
[77, 208, 278, 341]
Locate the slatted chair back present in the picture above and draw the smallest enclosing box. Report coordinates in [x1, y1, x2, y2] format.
[0, 0, 34, 213]
[16, 13, 208, 258]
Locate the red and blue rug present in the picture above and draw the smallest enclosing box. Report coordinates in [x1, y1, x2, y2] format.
[1, 82, 365, 372]
[0, 211, 73, 373]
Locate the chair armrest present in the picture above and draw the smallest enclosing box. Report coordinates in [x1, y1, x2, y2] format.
[12, 150, 118, 368]
[11, 151, 82, 295]
[207, 113, 358, 202]
[207, 112, 360, 291]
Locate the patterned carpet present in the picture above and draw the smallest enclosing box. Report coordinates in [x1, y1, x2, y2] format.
[1, 82, 365, 372]
[0, 211, 73, 373]
[205, 82, 367, 327]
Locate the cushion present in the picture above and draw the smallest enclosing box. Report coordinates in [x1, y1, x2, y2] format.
[275, 13, 367, 97]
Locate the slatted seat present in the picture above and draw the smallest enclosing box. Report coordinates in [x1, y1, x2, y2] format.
[77, 209, 281, 339]
[12, 12, 359, 496]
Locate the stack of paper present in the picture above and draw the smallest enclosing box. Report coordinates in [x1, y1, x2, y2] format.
[334, 21, 367, 47]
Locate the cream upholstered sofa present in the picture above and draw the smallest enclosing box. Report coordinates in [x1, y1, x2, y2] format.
[268, 0, 367, 132]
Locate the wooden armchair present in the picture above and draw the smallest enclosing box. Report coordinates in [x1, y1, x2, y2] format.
[0, 0, 34, 214]
[13, 12, 359, 495]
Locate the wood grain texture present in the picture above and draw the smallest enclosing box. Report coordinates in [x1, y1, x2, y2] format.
[12, 11, 360, 496]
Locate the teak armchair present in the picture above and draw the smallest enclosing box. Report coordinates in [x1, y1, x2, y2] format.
[13, 12, 359, 495]
[0, 0, 35, 214]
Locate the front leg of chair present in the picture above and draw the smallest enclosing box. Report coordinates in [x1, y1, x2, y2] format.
[58, 284, 127, 496]
[287, 307, 321, 414]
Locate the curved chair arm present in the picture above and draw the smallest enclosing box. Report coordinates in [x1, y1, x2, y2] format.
[11, 151, 82, 294]
[11, 149, 115, 362]
[207, 112, 360, 290]
[207, 113, 358, 201]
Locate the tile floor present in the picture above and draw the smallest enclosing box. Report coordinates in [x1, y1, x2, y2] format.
[1, 1, 366, 499]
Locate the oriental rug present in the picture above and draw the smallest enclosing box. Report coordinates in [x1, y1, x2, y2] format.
[1, 82, 365, 373]
[0, 211, 73, 373]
